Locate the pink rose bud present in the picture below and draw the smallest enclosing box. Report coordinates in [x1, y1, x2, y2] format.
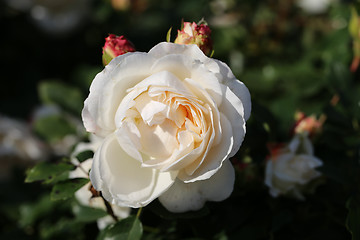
[174, 21, 213, 55]
[102, 34, 135, 65]
[292, 112, 324, 137]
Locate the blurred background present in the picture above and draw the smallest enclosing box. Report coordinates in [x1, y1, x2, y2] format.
[1, 0, 359, 239]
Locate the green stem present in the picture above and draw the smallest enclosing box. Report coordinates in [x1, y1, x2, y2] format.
[100, 192, 118, 222]
[136, 207, 143, 219]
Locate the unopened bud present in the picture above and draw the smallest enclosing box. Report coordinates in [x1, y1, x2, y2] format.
[293, 112, 324, 137]
[102, 34, 135, 65]
[174, 21, 213, 55]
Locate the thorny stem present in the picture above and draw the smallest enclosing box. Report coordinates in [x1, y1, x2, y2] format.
[100, 192, 118, 222]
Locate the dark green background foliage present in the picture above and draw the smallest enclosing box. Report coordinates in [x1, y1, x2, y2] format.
[1, 0, 360, 239]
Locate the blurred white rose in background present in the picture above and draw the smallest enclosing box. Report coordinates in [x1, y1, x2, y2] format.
[0, 115, 48, 180]
[297, 0, 336, 14]
[265, 134, 323, 200]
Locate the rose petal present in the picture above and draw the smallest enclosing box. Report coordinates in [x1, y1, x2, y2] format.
[288, 134, 314, 155]
[114, 71, 194, 126]
[90, 134, 178, 208]
[178, 112, 233, 182]
[115, 121, 143, 162]
[82, 52, 155, 137]
[151, 54, 223, 107]
[218, 83, 246, 157]
[225, 80, 251, 121]
[148, 42, 208, 64]
[137, 119, 179, 159]
[158, 160, 235, 213]
[206, 59, 251, 121]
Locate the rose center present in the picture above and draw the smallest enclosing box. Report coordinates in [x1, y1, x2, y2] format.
[128, 89, 207, 160]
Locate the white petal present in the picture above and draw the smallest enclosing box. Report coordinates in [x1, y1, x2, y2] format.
[90, 134, 177, 208]
[151, 54, 224, 107]
[82, 52, 154, 137]
[137, 119, 179, 159]
[114, 71, 193, 126]
[115, 121, 143, 162]
[134, 93, 168, 126]
[178, 113, 234, 182]
[150, 54, 193, 81]
[225, 80, 251, 121]
[183, 78, 222, 146]
[264, 160, 274, 189]
[209, 59, 251, 121]
[288, 134, 314, 155]
[148, 42, 207, 63]
[219, 83, 246, 157]
[159, 160, 235, 213]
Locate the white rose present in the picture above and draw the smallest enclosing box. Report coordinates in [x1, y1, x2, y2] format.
[265, 134, 323, 200]
[70, 139, 130, 229]
[82, 42, 251, 212]
[296, 0, 336, 14]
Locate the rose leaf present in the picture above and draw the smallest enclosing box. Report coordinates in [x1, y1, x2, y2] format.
[97, 216, 143, 240]
[25, 161, 76, 184]
[72, 204, 108, 223]
[51, 178, 89, 201]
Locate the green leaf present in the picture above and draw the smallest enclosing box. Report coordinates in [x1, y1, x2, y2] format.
[346, 196, 360, 240]
[166, 27, 172, 42]
[51, 178, 89, 201]
[97, 216, 143, 240]
[75, 150, 94, 163]
[209, 49, 215, 58]
[25, 161, 75, 184]
[34, 115, 77, 142]
[73, 204, 108, 223]
[38, 81, 83, 115]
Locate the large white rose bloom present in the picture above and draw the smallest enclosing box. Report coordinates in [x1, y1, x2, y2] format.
[265, 134, 323, 200]
[82, 42, 251, 212]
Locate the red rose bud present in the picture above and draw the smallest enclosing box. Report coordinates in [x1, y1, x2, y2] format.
[102, 34, 135, 65]
[174, 21, 213, 56]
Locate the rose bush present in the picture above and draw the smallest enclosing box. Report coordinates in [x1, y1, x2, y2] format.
[265, 134, 323, 200]
[82, 42, 251, 212]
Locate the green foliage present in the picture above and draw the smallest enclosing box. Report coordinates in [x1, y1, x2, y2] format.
[25, 161, 75, 184]
[51, 178, 89, 201]
[97, 216, 143, 240]
[38, 81, 84, 115]
[33, 115, 77, 142]
[75, 150, 94, 163]
[72, 204, 108, 223]
[166, 27, 172, 42]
